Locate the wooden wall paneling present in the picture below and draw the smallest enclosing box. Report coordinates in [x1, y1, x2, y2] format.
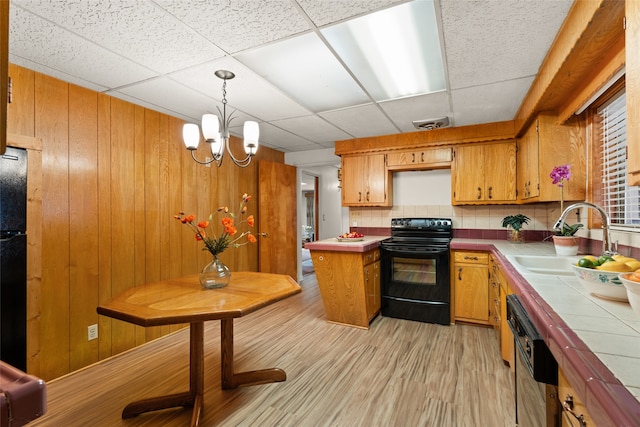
[216, 152, 235, 270]
[109, 98, 137, 355]
[96, 94, 113, 361]
[166, 117, 184, 333]
[158, 114, 171, 281]
[68, 85, 99, 371]
[179, 135, 200, 278]
[167, 116, 184, 281]
[144, 109, 160, 285]
[35, 74, 70, 380]
[7, 64, 35, 137]
[133, 105, 147, 345]
[142, 109, 161, 340]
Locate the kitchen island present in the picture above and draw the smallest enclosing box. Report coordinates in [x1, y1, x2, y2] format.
[305, 236, 388, 328]
[452, 239, 640, 427]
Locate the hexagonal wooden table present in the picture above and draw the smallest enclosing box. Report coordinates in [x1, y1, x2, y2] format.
[97, 272, 301, 427]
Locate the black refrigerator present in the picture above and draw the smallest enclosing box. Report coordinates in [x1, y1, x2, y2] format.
[0, 146, 27, 371]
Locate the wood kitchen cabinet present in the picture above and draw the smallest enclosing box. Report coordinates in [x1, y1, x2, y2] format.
[452, 141, 516, 204]
[452, 251, 490, 324]
[517, 113, 585, 203]
[311, 248, 381, 328]
[627, 0, 640, 186]
[386, 147, 452, 171]
[558, 367, 596, 427]
[341, 154, 392, 207]
[364, 252, 381, 321]
[490, 255, 514, 368]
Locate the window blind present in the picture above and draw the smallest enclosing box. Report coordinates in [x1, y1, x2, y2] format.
[598, 92, 640, 226]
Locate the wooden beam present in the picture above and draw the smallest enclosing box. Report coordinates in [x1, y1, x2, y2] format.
[514, 0, 625, 133]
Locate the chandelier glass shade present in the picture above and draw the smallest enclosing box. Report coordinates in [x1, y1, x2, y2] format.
[182, 70, 259, 167]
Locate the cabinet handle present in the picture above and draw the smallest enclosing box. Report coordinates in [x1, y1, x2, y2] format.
[477, 187, 482, 199]
[366, 191, 370, 201]
[458, 268, 462, 281]
[463, 256, 479, 261]
[421, 152, 424, 162]
[358, 191, 362, 202]
[562, 395, 587, 427]
[488, 186, 493, 199]
[411, 153, 416, 163]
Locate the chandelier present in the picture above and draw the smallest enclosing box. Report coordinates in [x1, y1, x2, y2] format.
[182, 70, 259, 167]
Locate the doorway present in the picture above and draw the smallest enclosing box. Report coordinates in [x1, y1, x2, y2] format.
[301, 172, 318, 277]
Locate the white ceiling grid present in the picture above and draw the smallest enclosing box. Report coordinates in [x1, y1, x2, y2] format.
[8, 0, 573, 153]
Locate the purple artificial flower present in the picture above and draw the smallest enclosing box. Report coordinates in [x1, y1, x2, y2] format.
[550, 164, 571, 187]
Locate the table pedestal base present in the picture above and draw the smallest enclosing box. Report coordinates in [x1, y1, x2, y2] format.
[121, 319, 286, 427]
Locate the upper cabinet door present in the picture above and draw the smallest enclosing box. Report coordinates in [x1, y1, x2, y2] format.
[516, 113, 586, 204]
[452, 141, 516, 205]
[341, 154, 392, 207]
[453, 144, 485, 202]
[627, 0, 640, 185]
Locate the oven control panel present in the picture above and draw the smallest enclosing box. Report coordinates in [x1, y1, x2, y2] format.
[390, 217, 452, 230]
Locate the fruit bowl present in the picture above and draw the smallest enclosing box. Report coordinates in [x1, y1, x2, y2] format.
[619, 273, 640, 319]
[572, 265, 628, 302]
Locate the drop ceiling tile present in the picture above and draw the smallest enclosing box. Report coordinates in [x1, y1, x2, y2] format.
[170, 58, 312, 122]
[155, 0, 309, 54]
[12, 0, 225, 74]
[379, 91, 452, 132]
[9, 6, 157, 88]
[297, 0, 406, 27]
[271, 115, 352, 144]
[319, 104, 399, 138]
[9, 55, 109, 93]
[450, 78, 534, 126]
[440, 0, 572, 89]
[112, 77, 229, 122]
[255, 123, 325, 152]
[238, 32, 371, 113]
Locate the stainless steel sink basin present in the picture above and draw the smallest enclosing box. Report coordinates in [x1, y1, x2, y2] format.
[511, 255, 581, 276]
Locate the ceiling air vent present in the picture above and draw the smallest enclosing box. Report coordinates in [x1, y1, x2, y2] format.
[412, 116, 450, 131]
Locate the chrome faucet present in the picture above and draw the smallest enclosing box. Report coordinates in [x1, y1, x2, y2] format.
[553, 202, 616, 256]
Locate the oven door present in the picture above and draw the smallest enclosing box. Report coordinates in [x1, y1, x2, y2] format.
[380, 246, 450, 324]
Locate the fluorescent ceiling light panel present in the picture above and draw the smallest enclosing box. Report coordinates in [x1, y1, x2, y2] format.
[321, 0, 445, 101]
[237, 33, 370, 113]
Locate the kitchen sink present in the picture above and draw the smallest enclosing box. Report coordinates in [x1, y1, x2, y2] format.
[511, 255, 581, 276]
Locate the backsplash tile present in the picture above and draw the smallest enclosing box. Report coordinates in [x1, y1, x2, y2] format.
[349, 203, 640, 252]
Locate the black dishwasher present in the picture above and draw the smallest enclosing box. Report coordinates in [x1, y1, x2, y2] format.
[507, 295, 560, 427]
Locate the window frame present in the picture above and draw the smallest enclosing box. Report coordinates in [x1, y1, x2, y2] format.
[587, 77, 640, 231]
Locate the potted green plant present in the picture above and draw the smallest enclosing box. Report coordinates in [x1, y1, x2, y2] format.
[552, 223, 583, 255]
[501, 214, 531, 243]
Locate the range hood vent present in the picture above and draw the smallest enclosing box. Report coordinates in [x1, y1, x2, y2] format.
[412, 116, 450, 131]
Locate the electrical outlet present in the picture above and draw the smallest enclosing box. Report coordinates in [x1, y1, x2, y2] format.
[352, 221, 357, 226]
[88, 324, 98, 341]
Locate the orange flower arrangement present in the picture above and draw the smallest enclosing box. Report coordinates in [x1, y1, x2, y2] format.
[174, 193, 266, 256]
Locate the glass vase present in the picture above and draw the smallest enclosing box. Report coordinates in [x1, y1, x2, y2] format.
[199, 255, 231, 289]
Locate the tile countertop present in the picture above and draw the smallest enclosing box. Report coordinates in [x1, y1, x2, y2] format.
[304, 235, 388, 253]
[452, 239, 640, 427]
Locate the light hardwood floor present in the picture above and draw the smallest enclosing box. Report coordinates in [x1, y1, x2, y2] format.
[31, 274, 515, 426]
